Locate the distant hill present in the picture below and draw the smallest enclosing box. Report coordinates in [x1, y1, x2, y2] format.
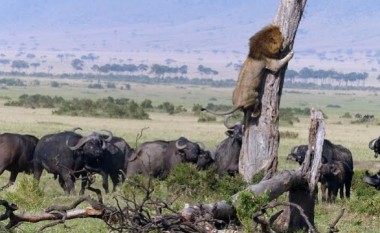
[0, 0, 379, 84]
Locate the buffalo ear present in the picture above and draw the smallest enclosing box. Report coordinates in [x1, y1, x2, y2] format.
[331, 165, 341, 176]
[225, 129, 233, 137]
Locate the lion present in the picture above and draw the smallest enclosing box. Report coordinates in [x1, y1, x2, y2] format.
[202, 25, 293, 117]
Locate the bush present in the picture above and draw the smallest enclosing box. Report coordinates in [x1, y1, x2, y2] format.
[198, 113, 216, 122]
[348, 170, 380, 216]
[50, 81, 60, 87]
[3, 175, 44, 209]
[166, 164, 246, 202]
[340, 112, 352, 118]
[235, 190, 270, 229]
[88, 83, 103, 89]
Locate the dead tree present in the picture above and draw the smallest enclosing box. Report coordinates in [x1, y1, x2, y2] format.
[239, 0, 308, 181]
[183, 109, 326, 232]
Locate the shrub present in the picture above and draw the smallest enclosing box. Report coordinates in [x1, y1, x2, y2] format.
[348, 170, 380, 216]
[340, 112, 352, 118]
[141, 99, 153, 108]
[50, 81, 60, 87]
[3, 175, 44, 209]
[198, 113, 216, 122]
[235, 190, 270, 229]
[192, 104, 203, 115]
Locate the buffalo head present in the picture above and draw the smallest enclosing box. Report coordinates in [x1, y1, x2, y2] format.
[286, 145, 308, 165]
[368, 137, 380, 158]
[223, 115, 243, 142]
[363, 170, 380, 190]
[175, 137, 204, 163]
[196, 150, 214, 170]
[66, 130, 112, 158]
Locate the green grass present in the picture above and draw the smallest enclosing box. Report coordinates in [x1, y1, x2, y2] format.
[0, 80, 380, 232]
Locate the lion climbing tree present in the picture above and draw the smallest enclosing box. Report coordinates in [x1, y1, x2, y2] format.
[239, 0, 308, 181]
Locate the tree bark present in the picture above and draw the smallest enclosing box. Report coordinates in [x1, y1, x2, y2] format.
[239, 0, 307, 181]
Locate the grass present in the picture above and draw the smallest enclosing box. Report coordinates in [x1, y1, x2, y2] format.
[0, 80, 380, 231]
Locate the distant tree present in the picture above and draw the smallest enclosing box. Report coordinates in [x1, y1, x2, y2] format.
[57, 54, 65, 62]
[47, 65, 53, 74]
[138, 64, 149, 74]
[26, 53, 36, 59]
[377, 74, 380, 81]
[0, 59, 10, 67]
[81, 53, 99, 61]
[30, 62, 41, 72]
[50, 81, 60, 88]
[11, 60, 29, 71]
[106, 83, 116, 89]
[141, 99, 153, 108]
[197, 65, 218, 77]
[71, 59, 84, 71]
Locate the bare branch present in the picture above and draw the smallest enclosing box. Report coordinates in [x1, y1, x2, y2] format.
[328, 208, 345, 233]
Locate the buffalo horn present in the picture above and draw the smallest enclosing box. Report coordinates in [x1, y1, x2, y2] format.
[175, 139, 187, 150]
[100, 129, 113, 142]
[70, 127, 82, 133]
[67, 135, 98, 151]
[223, 115, 234, 129]
[368, 138, 377, 150]
[196, 142, 206, 150]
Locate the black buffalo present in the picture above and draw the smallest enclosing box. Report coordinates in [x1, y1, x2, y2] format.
[0, 133, 39, 190]
[33, 130, 111, 194]
[368, 137, 380, 158]
[126, 137, 207, 179]
[319, 160, 351, 202]
[81, 131, 134, 194]
[363, 170, 380, 190]
[287, 139, 354, 202]
[192, 116, 244, 175]
[213, 117, 243, 176]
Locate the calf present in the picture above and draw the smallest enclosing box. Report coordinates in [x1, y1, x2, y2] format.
[319, 161, 349, 202]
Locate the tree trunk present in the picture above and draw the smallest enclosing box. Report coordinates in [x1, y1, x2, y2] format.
[239, 0, 307, 181]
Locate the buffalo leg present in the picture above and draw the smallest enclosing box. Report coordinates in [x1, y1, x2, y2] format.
[0, 171, 18, 191]
[101, 172, 109, 193]
[110, 173, 121, 192]
[61, 174, 75, 195]
[79, 173, 87, 196]
[320, 183, 327, 202]
[33, 162, 44, 182]
[345, 173, 353, 198]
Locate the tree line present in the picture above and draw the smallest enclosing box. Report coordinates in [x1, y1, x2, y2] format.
[286, 67, 369, 87]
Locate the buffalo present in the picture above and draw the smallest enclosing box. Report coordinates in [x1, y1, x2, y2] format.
[81, 131, 134, 194]
[368, 137, 380, 158]
[126, 137, 207, 179]
[0, 133, 39, 190]
[287, 139, 354, 202]
[319, 160, 351, 202]
[213, 116, 243, 176]
[33, 130, 111, 194]
[363, 170, 380, 190]
[196, 116, 244, 176]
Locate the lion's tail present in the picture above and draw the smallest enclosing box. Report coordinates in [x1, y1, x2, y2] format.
[200, 106, 241, 116]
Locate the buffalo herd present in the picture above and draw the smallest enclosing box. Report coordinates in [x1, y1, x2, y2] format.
[0, 118, 379, 199]
[0, 115, 244, 195]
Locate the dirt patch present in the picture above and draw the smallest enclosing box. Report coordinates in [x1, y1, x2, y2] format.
[354, 160, 380, 171]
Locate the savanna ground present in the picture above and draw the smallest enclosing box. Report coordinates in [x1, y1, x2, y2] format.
[0, 77, 379, 232]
